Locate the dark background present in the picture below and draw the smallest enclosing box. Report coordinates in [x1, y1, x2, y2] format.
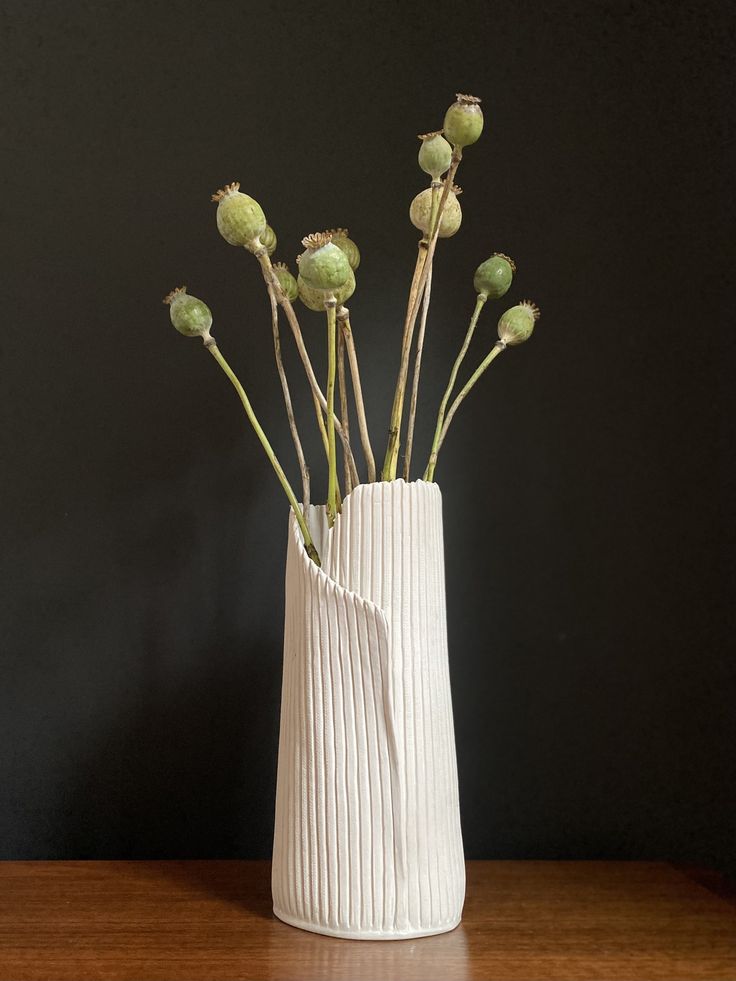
[1, 0, 734, 874]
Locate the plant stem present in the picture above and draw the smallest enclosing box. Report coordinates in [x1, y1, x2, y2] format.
[268, 283, 310, 509]
[325, 299, 338, 525]
[337, 325, 353, 494]
[424, 341, 506, 481]
[403, 262, 433, 480]
[310, 389, 342, 509]
[205, 336, 320, 566]
[382, 152, 462, 480]
[425, 292, 487, 482]
[254, 248, 359, 483]
[338, 306, 376, 482]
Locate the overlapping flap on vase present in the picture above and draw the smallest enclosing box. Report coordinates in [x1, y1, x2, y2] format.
[274, 479, 464, 936]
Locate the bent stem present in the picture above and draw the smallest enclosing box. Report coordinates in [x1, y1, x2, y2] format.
[424, 340, 507, 481]
[268, 284, 310, 509]
[205, 335, 320, 566]
[382, 153, 462, 480]
[254, 247, 359, 483]
[403, 262, 433, 480]
[338, 306, 376, 482]
[425, 292, 487, 481]
[337, 325, 354, 494]
[325, 299, 338, 525]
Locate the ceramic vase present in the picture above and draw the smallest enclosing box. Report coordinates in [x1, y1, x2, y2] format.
[272, 479, 465, 939]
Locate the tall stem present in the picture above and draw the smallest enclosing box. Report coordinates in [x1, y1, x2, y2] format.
[268, 284, 310, 509]
[403, 263, 433, 480]
[425, 293, 487, 482]
[338, 306, 376, 482]
[337, 325, 353, 494]
[382, 151, 462, 480]
[254, 248, 359, 483]
[424, 341, 506, 481]
[205, 337, 320, 566]
[325, 300, 338, 525]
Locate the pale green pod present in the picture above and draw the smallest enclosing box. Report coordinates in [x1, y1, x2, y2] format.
[443, 93, 484, 148]
[212, 181, 267, 249]
[497, 301, 540, 346]
[261, 225, 278, 256]
[409, 186, 462, 238]
[164, 286, 212, 337]
[473, 254, 516, 300]
[418, 131, 453, 180]
[272, 262, 298, 302]
[298, 233, 351, 292]
[327, 228, 360, 271]
[297, 268, 355, 311]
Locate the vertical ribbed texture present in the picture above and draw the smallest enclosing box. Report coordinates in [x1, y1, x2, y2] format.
[272, 479, 465, 940]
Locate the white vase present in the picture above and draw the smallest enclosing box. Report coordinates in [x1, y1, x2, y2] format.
[272, 479, 465, 940]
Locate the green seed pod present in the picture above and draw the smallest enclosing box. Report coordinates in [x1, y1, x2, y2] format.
[261, 225, 277, 256]
[164, 286, 213, 338]
[473, 253, 516, 300]
[272, 262, 298, 302]
[443, 93, 484, 148]
[409, 183, 463, 238]
[417, 131, 453, 180]
[497, 300, 540, 346]
[297, 268, 355, 311]
[326, 228, 360, 271]
[298, 232, 351, 292]
[211, 181, 267, 250]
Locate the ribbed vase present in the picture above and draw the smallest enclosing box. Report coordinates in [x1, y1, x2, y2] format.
[272, 479, 465, 939]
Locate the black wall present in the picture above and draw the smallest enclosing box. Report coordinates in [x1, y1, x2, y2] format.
[1, 0, 734, 871]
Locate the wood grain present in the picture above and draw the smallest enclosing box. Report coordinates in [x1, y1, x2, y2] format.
[0, 861, 735, 980]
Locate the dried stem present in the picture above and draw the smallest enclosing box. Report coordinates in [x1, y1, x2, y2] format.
[424, 341, 507, 481]
[337, 326, 354, 494]
[205, 337, 320, 566]
[382, 151, 463, 480]
[337, 306, 376, 483]
[425, 292, 487, 482]
[325, 299, 338, 525]
[403, 262, 433, 480]
[268, 284, 310, 509]
[254, 248, 360, 484]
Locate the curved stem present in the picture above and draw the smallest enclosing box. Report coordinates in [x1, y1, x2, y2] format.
[425, 293, 487, 481]
[337, 325, 354, 494]
[205, 338, 320, 566]
[338, 306, 376, 482]
[424, 341, 506, 481]
[254, 249, 360, 483]
[325, 300, 338, 525]
[403, 263, 433, 480]
[268, 284, 310, 509]
[382, 152, 462, 480]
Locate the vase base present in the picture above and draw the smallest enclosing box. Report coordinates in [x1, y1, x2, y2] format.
[273, 907, 462, 941]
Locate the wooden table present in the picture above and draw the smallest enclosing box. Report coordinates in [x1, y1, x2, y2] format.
[1, 861, 735, 980]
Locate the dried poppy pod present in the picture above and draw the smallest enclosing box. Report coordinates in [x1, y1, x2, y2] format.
[473, 253, 516, 300]
[212, 181, 267, 251]
[163, 286, 213, 339]
[418, 131, 453, 180]
[443, 93, 484, 148]
[326, 228, 360, 271]
[261, 225, 278, 256]
[497, 300, 540, 346]
[297, 268, 355, 311]
[409, 182, 463, 238]
[298, 232, 352, 293]
[272, 262, 298, 302]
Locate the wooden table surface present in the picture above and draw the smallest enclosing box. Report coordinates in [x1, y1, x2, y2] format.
[1, 861, 735, 980]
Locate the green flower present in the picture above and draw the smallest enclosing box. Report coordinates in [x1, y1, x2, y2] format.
[212, 181, 267, 250]
[443, 93, 484, 148]
[498, 301, 540, 346]
[298, 232, 352, 292]
[164, 286, 212, 338]
[473, 254, 516, 300]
